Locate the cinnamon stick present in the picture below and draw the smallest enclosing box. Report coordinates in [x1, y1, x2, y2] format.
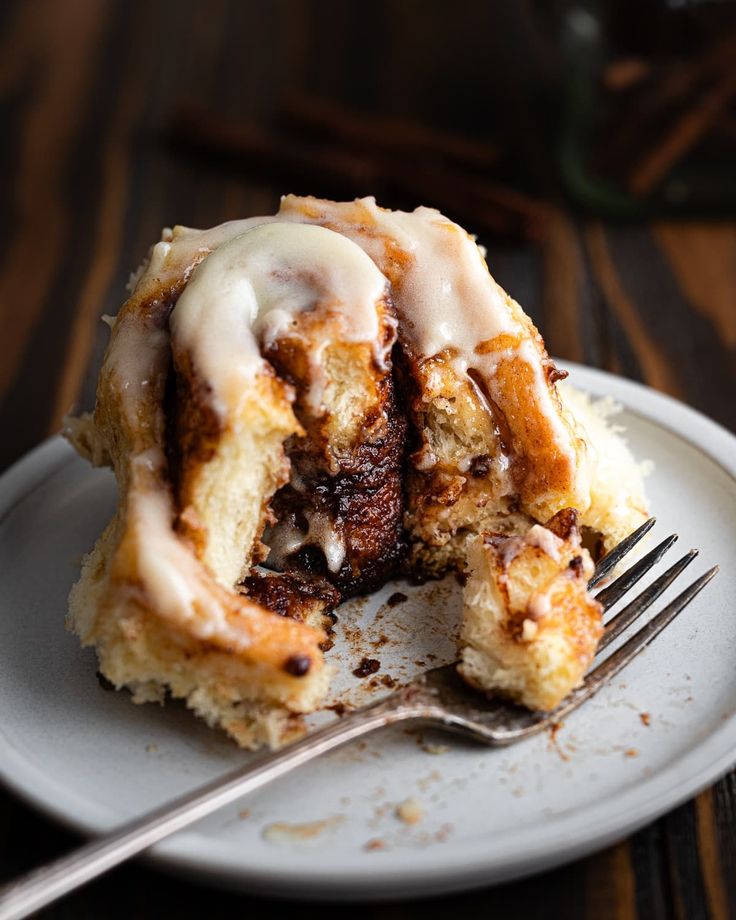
[280, 93, 500, 173]
[169, 105, 546, 239]
[596, 28, 736, 180]
[628, 69, 736, 197]
[602, 58, 652, 94]
[170, 105, 381, 190]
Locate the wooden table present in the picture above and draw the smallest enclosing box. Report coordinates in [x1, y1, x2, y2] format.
[1, 2, 735, 917]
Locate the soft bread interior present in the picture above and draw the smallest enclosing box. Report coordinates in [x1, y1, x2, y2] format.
[174, 372, 300, 588]
[459, 511, 604, 711]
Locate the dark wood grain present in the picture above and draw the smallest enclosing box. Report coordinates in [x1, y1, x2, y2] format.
[1, 1, 735, 917]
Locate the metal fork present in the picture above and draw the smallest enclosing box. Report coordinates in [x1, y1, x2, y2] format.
[0, 518, 718, 920]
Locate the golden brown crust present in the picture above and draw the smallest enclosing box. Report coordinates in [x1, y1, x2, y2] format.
[492, 356, 587, 515]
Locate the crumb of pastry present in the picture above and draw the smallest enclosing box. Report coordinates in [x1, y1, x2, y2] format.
[459, 508, 603, 711]
[261, 816, 344, 845]
[395, 797, 424, 825]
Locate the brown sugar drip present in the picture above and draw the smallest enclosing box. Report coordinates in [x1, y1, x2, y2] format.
[386, 592, 408, 607]
[353, 657, 381, 678]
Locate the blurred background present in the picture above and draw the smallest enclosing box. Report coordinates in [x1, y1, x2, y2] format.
[1, 0, 735, 917]
[1, 0, 735, 474]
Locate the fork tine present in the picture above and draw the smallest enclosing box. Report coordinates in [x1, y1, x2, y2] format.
[588, 517, 656, 589]
[585, 566, 718, 689]
[595, 534, 678, 612]
[598, 550, 698, 651]
[541, 566, 719, 727]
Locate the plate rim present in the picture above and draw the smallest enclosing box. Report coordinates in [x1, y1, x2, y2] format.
[1, 361, 735, 899]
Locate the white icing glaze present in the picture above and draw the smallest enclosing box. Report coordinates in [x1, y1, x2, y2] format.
[279, 197, 516, 361]
[525, 524, 564, 562]
[497, 535, 526, 568]
[109, 195, 591, 607]
[132, 198, 563, 432]
[494, 523, 564, 569]
[276, 196, 582, 486]
[144, 216, 280, 289]
[170, 223, 389, 416]
[152, 198, 536, 389]
[127, 450, 257, 649]
[130, 454, 199, 613]
[131, 198, 577, 481]
[304, 511, 346, 573]
[264, 518, 307, 569]
[264, 510, 346, 575]
[526, 591, 552, 622]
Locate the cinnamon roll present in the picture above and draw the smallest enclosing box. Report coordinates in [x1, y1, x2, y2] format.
[66, 195, 648, 747]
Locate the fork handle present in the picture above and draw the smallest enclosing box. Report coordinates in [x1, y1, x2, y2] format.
[0, 695, 425, 920]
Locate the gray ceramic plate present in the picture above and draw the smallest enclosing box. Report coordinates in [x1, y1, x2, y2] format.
[0, 363, 734, 900]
